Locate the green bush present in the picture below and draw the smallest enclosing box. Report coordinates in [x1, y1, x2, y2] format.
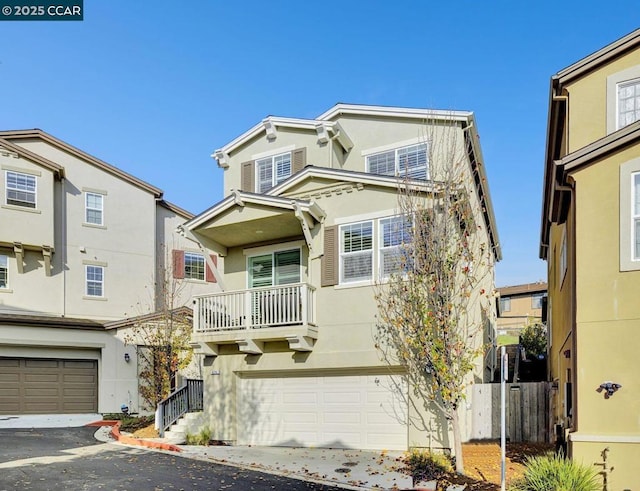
[185, 426, 212, 446]
[520, 322, 547, 358]
[402, 448, 453, 483]
[509, 453, 600, 491]
[103, 413, 155, 432]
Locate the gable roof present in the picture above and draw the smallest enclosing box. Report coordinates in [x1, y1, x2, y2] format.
[497, 282, 547, 297]
[0, 137, 65, 178]
[158, 199, 194, 220]
[0, 129, 163, 197]
[104, 306, 193, 330]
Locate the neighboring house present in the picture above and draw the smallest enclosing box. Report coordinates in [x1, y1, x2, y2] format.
[541, 29, 640, 488]
[180, 103, 501, 452]
[496, 282, 547, 336]
[0, 130, 216, 415]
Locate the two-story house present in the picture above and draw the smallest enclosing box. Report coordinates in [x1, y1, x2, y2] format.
[541, 29, 640, 488]
[496, 281, 547, 336]
[180, 104, 501, 453]
[0, 130, 217, 415]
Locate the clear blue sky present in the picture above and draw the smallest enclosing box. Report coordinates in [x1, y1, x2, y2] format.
[1, 2, 637, 287]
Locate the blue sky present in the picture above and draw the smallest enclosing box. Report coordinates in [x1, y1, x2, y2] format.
[1, 2, 638, 286]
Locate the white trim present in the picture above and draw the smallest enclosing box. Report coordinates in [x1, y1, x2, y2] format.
[84, 264, 105, 298]
[251, 144, 297, 161]
[569, 433, 640, 443]
[245, 246, 302, 289]
[243, 240, 305, 257]
[620, 157, 640, 271]
[5, 169, 37, 209]
[606, 65, 640, 134]
[1, 165, 42, 176]
[317, 103, 472, 122]
[84, 191, 104, 226]
[361, 137, 425, 157]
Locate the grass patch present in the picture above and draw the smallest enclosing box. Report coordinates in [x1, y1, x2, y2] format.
[509, 452, 600, 491]
[185, 426, 212, 446]
[103, 413, 155, 433]
[498, 334, 519, 346]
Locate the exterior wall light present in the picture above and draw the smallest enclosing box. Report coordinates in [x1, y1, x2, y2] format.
[124, 352, 131, 363]
[598, 381, 622, 398]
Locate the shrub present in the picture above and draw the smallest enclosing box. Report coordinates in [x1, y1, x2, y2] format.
[103, 414, 155, 432]
[185, 426, 212, 446]
[402, 448, 453, 483]
[509, 453, 600, 491]
[520, 322, 547, 358]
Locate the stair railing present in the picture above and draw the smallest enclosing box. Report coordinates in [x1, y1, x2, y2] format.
[155, 379, 203, 437]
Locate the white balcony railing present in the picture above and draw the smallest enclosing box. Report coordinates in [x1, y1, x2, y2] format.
[193, 283, 316, 333]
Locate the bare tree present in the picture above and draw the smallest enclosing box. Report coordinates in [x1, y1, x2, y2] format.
[375, 118, 496, 474]
[124, 246, 194, 410]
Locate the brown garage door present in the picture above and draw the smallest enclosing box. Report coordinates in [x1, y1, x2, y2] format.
[0, 357, 98, 414]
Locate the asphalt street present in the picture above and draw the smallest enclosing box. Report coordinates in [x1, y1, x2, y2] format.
[0, 427, 347, 491]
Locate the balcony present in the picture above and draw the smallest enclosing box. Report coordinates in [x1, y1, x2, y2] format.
[192, 283, 317, 354]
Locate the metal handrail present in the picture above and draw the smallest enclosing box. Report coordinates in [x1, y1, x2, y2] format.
[156, 378, 203, 437]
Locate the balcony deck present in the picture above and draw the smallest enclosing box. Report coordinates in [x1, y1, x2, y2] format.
[192, 283, 317, 353]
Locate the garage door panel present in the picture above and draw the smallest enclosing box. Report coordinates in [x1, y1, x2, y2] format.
[238, 374, 408, 450]
[0, 357, 97, 414]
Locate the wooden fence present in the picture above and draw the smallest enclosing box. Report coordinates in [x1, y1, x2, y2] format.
[466, 382, 549, 443]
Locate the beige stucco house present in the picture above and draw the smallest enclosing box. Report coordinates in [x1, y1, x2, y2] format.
[541, 29, 640, 488]
[181, 104, 501, 452]
[496, 282, 547, 336]
[0, 130, 216, 415]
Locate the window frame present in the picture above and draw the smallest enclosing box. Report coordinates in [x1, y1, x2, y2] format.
[247, 248, 301, 289]
[366, 143, 428, 180]
[499, 296, 511, 314]
[0, 254, 8, 289]
[531, 293, 544, 310]
[85, 192, 104, 226]
[559, 227, 567, 285]
[5, 170, 37, 209]
[85, 265, 104, 297]
[255, 151, 292, 193]
[379, 215, 412, 279]
[617, 78, 640, 131]
[339, 220, 374, 284]
[184, 252, 205, 281]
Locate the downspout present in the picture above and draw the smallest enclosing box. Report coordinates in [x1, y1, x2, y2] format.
[60, 176, 67, 316]
[328, 129, 341, 169]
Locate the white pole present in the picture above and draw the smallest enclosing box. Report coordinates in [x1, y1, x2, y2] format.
[501, 345, 507, 491]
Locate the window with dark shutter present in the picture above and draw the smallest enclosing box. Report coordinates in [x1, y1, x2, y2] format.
[321, 225, 338, 287]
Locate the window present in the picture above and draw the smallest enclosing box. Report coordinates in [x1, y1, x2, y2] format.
[249, 249, 300, 288]
[379, 216, 411, 277]
[531, 293, 544, 310]
[85, 192, 104, 225]
[0, 255, 7, 288]
[618, 79, 640, 129]
[634, 172, 640, 261]
[86, 265, 104, 297]
[185, 252, 205, 280]
[340, 221, 373, 283]
[499, 297, 511, 313]
[559, 227, 567, 283]
[256, 152, 291, 193]
[5, 171, 36, 208]
[367, 143, 428, 180]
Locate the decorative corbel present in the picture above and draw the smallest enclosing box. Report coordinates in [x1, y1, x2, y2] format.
[42, 245, 53, 277]
[13, 242, 24, 274]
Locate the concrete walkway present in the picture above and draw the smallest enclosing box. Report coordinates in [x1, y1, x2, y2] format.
[0, 414, 102, 429]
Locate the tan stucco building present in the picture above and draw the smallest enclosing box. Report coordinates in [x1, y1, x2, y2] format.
[496, 282, 547, 336]
[181, 104, 501, 453]
[541, 29, 640, 489]
[0, 130, 216, 415]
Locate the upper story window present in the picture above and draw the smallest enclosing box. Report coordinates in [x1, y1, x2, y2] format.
[185, 252, 205, 280]
[86, 265, 104, 297]
[379, 216, 412, 277]
[618, 79, 640, 129]
[85, 192, 104, 225]
[0, 255, 7, 289]
[340, 221, 374, 283]
[366, 143, 428, 180]
[499, 297, 511, 313]
[559, 227, 567, 284]
[531, 293, 544, 310]
[249, 249, 300, 288]
[256, 152, 291, 193]
[5, 171, 36, 208]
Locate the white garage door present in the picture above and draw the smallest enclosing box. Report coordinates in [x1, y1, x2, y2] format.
[237, 373, 408, 450]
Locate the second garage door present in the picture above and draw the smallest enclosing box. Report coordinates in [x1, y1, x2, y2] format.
[237, 373, 408, 450]
[0, 357, 98, 414]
